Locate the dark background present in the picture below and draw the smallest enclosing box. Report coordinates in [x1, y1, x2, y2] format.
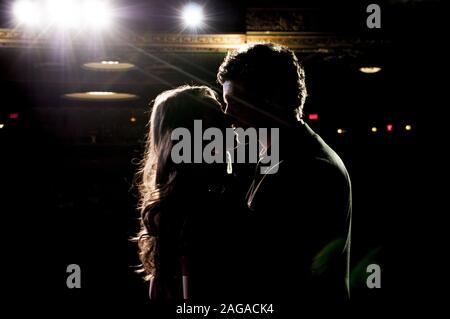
[0, 0, 442, 314]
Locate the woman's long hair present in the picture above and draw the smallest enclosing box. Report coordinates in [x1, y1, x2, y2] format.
[134, 85, 225, 292]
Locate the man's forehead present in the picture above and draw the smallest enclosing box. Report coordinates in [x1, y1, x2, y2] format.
[223, 80, 234, 93]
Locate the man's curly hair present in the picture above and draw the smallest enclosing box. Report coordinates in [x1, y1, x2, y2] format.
[217, 43, 307, 120]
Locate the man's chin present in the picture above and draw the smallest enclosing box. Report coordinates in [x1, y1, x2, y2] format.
[231, 119, 253, 129]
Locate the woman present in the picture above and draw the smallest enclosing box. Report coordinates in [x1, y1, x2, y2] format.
[135, 85, 240, 301]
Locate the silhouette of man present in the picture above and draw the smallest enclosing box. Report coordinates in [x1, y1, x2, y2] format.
[218, 43, 352, 304]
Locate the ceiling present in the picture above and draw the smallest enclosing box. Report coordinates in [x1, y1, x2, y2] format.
[0, 0, 443, 150]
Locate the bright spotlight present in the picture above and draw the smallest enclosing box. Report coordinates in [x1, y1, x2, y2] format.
[13, 0, 41, 26]
[83, 0, 112, 29]
[182, 3, 204, 28]
[45, 0, 76, 28]
[13, 0, 113, 30]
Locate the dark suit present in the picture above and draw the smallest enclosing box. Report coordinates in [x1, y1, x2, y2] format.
[239, 122, 352, 305]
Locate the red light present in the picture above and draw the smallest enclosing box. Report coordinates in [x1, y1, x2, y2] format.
[387, 124, 393, 132]
[9, 113, 19, 119]
[308, 113, 319, 120]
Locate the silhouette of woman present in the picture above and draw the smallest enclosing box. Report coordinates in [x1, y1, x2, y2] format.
[135, 85, 240, 301]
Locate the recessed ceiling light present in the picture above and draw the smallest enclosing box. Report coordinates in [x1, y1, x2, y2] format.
[359, 66, 382, 74]
[101, 61, 119, 65]
[87, 91, 114, 95]
[63, 92, 139, 101]
[82, 62, 135, 71]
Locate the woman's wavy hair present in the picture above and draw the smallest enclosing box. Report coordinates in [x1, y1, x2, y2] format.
[134, 85, 224, 282]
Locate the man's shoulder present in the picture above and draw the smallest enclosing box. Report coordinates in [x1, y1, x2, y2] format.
[282, 124, 348, 175]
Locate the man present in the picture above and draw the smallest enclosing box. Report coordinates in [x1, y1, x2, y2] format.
[217, 43, 352, 303]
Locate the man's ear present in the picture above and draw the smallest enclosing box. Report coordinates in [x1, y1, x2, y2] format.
[264, 87, 284, 111]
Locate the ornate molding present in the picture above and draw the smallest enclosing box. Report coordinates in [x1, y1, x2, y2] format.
[246, 32, 386, 51]
[126, 33, 246, 52]
[0, 28, 55, 49]
[0, 28, 385, 52]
